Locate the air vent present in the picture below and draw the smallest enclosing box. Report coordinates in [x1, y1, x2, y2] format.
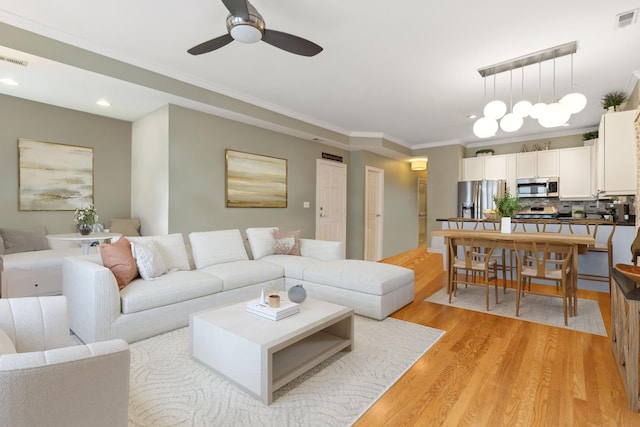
[615, 9, 638, 29]
[0, 55, 28, 67]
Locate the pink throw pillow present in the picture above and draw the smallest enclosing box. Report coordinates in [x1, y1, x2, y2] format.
[272, 230, 301, 256]
[100, 237, 138, 289]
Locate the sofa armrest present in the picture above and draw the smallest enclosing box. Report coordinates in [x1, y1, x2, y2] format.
[0, 296, 69, 353]
[0, 339, 130, 427]
[63, 255, 121, 344]
[299, 238, 345, 261]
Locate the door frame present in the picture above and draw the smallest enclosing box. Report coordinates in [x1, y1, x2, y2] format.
[315, 159, 347, 255]
[364, 165, 384, 261]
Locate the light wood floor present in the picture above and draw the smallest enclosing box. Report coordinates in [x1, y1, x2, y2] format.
[354, 247, 640, 426]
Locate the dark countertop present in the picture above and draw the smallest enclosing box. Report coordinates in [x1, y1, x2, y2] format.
[436, 218, 637, 226]
[612, 268, 640, 300]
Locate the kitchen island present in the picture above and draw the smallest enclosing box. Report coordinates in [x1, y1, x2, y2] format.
[432, 218, 636, 293]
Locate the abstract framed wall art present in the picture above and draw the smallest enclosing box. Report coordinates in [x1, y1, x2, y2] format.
[18, 138, 94, 211]
[225, 149, 287, 208]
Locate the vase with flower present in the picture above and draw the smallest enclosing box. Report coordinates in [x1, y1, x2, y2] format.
[74, 205, 98, 235]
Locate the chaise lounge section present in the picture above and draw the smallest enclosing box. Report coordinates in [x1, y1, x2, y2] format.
[63, 228, 414, 344]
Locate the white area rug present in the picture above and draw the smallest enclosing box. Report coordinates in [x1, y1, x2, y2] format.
[126, 316, 444, 426]
[426, 287, 606, 336]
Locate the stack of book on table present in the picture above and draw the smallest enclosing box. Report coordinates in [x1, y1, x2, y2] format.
[246, 298, 299, 321]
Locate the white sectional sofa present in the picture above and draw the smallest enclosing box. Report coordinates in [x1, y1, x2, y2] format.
[0, 227, 86, 298]
[63, 228, 415, 344]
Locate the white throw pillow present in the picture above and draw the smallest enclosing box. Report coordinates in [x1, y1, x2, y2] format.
[128, 234, 190, 271]
[0, 328, 16, 355]
[189, 229, 248, 269]
[246, 227, 278, 259]
[133, 241, 168, 280]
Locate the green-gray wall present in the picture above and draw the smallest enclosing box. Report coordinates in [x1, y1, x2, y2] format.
[347, 151, 421, 259]
[416, 144, 465, 247]
[1, 96, 427, 259]
[0, 94, 132, 233]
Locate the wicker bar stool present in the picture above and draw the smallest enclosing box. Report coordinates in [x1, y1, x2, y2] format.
[568, 219, 616, 291]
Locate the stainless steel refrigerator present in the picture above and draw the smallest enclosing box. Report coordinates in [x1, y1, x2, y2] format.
[458, 180, 505, 219]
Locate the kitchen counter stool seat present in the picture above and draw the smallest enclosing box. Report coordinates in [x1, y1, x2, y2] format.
[448, 237, 499, 311]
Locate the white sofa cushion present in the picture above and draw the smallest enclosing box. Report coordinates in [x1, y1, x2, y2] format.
[132, 241, 167, 280]
[199, 260, 283, 291]
[245, 227, 278, 259]
[189, 229, 248, 269]
[299, 239, 344, 261]
[302, 260, 414, 296]
[128, 234, 190, 271]
[1, 247, 85, 271]
[0, 329, 16, 355]
[260, 255, 328, 280]
[120, 270, 223, 314]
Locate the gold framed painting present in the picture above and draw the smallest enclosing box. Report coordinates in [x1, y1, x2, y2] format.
[225, 149, 287, 208]
[18, 138, 94, 211]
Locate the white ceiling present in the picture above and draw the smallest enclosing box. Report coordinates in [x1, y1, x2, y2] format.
[0, 0, 639, 153]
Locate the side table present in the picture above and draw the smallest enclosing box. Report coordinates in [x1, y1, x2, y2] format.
[47, 232, 122, 255]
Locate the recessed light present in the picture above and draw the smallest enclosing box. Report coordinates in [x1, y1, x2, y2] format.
[0, 78, 19, 86]
[96, 99, 111, 107]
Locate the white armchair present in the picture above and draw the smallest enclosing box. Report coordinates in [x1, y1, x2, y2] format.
[0, 296, 130, 427]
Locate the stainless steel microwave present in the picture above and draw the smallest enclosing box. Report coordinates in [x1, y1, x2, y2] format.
[516, 177, 559, 198]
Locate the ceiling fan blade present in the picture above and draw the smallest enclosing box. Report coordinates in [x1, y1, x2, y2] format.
[187, 34, 234, 55]
[221, 0, 249, 19]
[261, 29, 323, 57]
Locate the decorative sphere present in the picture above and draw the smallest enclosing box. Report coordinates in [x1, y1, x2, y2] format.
[288, 284, 307, 303]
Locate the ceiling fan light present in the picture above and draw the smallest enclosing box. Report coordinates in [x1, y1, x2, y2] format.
[529, 102, 547, 119]
[512, 100, 532, 117]
[473, 117, 498, 138]
[230, 24, 262, 43]
[500, 113, 523, 132]
[560, 92, 587, 114]
[483, 100, 507, 120]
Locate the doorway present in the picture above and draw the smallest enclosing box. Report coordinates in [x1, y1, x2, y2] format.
[364, 166, 384, 261]
[418, 176, 427, 246]
[315, 159, 347, 256]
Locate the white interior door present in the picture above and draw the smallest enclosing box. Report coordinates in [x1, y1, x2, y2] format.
[364, 166, 384, 261]
[418, 177, 427, 246]
[316, 159, 347, 256]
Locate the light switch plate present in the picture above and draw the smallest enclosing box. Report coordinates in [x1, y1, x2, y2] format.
[303, 202, 310, 208]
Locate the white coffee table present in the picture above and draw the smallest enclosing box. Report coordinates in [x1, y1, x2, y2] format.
[190, 295, 354, 404]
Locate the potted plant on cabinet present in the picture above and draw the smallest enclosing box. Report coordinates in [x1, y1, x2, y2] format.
[601, 90, 627, 112]
[493, 187, 522, 234]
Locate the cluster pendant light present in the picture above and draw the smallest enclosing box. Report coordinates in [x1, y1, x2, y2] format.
[472, 41, 586, 139]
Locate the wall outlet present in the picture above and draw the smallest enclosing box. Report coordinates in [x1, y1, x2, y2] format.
[303, 202, 310, 208]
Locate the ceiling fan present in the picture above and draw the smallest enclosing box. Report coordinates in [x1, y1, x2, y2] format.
[188, 0, 323, 57]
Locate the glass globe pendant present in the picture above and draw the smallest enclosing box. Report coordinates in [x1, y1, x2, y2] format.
[473, 117, 498, 138]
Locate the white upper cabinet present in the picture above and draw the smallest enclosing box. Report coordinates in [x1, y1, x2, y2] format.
[461, 157, 484, 181]
[460, 155, 507, 181]
[516, 152, 537, 178]
[597, 110, 637, 195]
[516, 150, 559, 178]
[506, 154, 517, 194]
[483, 155, 507, 180]
[558, 146, 594, 199]
[536, 150, 559, 177]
